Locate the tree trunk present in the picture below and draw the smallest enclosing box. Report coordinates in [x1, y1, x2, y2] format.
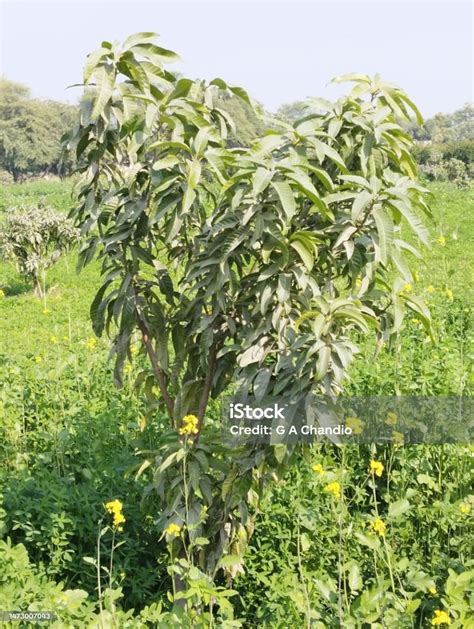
[33, 275, 43, 298]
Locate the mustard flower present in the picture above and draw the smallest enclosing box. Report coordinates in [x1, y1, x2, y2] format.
[86, 337, 97, 351]
[392, 431, 404, 446]
[345, 416, 364, 435]
[324, 482, 341, 499]
[369, 518, 386, 536]
[179, 414, 199, 436]
[165, 523, 181, 537]
[385, 412, 398, 426]
[431, 609, 450, 626]
[105, 499, 126, 531]
[436, 236, 446, 246]
[312, 463, 324, 474]
[369, 460, 384, 477]
[445, 288, 454, 302]
[402, 282, 413, 294]
[459, 503, 471, 515]
[427, 285, 436, 294]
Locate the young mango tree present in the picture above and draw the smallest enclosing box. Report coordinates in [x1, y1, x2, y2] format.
[67, 34, 431, 622]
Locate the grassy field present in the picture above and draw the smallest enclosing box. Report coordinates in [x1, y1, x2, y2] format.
[0, 179, 473, 626]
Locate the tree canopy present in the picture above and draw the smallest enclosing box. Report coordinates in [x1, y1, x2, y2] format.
[0, 79, 77, 180]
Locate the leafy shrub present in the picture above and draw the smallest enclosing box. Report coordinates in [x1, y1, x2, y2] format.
[0, 206, 78, 297]
[420, 154, 470, 188]
[0, 169, 13, 185]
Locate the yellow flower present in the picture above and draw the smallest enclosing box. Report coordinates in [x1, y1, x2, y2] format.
[431, 609, 450, 626]
[459, 503, 471, 514]
[436, 235, 446, 246]
[130, 345, 139, 355]
[34, 355, 42, 364]
[427, 285, 436, 294]
[124, 363, 132, 374]
[165, 523, 181, 537]
[385, 412, 398, 426]
[369, 460, 384, 477]
[324, 482, 341, 499]
[105, 499, 126, 531]
[464, 308, 470, 313]
[43, 308, 49, 315]
[445, 288, 454, 302]
[179, 414, 199, 436]
[345, 416, 364, 435]
[86, 337, 97, 351]
[0, 289, 5, 298]
[392, 431, 404, 446]
[402, 282, 413, 294]
[312, 463, 324, 474]
[63, 335, 69, 341]
[49, 335, 58, 344]
[429, 586, 437, 595]
[369, 518, 386, 536]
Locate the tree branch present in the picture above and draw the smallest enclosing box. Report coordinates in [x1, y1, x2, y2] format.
[138, 321, 175, 419]
[196, 342, 218, 428]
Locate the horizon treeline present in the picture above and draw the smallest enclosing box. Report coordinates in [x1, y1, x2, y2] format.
[0, 77, 472, 183]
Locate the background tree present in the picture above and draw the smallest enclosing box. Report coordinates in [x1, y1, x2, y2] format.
[215, 93, 267, 146]
[0, 79, 77, 180]
[0, 206, 78, 297]
[68, 35, 431, 620]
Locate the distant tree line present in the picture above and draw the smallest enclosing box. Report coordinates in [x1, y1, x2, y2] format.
[0, 79, 77, 182]
[0, 77, 472, 186]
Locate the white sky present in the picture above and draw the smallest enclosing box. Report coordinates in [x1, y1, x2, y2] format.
[0, 0, 472, 116]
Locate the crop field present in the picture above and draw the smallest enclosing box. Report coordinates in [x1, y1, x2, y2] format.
[0, 177, 472, 627]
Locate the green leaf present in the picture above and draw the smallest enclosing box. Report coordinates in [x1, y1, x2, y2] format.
[123, 32, 159, 50]
[310, 138, 348, 172]
[219, 554, 242, 567]
[290, 239, 314, 271]
[373, 207, 393, 264]
[388, 498, 411, 519]
[348, 563, 362, 592]
[315, 345, 331, 381]
[91, 64, 115, 119]
[253, 167, 273, 196]
[277, 273, 291, 303]
[355, 532, 381, 550]
[271, 180, 296, 220]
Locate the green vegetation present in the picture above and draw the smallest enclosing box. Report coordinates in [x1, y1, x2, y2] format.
[0, 33, 473, 628]
[0, 80, 76, 181]
[1, 185, 473, 627]
[0, 205, 78, 298]
[0, 179, 472, 626]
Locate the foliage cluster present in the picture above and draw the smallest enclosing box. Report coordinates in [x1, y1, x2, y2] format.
[0, 179, 472, 626]
[0, 80, 77, 181]
[0, 205, 78, 297]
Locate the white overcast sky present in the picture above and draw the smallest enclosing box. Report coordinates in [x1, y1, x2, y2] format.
[0, 0, 472, 116]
